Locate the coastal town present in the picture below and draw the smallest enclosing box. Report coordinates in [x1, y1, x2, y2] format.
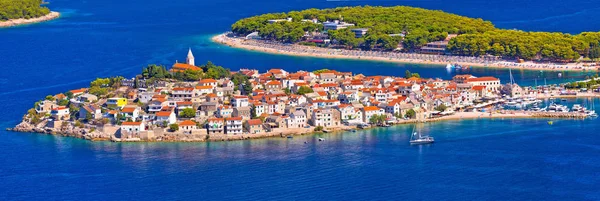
[10, 49, 600, 142]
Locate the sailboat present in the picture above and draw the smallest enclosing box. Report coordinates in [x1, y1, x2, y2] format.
[409, 125, 434, 145]
[587, 98, 598, 118]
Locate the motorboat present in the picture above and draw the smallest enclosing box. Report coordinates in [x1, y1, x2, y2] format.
[572, 104, 584, 112]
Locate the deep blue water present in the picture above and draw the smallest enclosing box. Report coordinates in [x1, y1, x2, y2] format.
[2, 0, 600, 200]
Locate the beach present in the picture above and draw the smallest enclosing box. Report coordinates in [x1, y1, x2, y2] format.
[212, 33, 599, 72]
[0, 11, 60, 28]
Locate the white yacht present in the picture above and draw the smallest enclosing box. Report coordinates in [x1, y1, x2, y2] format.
[572, 104, 584, 112]
[409, 125, 434, 145]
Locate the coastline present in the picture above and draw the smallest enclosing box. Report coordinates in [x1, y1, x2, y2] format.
[0, 11, 60, 28]
[7, 110, 587, 143]
[211, 33, 598, 72]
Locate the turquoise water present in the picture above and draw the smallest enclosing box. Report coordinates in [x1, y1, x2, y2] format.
[2, 0, 600, 200]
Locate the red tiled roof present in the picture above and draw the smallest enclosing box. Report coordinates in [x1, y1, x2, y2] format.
[472, 85, 487, 90]
[266, 80, 281, 85]
[177, 101, 193, 106]
[227, 116, 243, 121]
[199, 79, 217, 83]
[208, 118, 224, 122]
[172, 87, 194, 91]
[195, 85, 213, 90]
[179, 120, 196, 126]
[156, 111, 172, 117]
[69, 88, 87, 94]
[363, 106, 379, 112]
[247, 119, 262, 125]
[121, 107, 137, 113]
[121, 122, 142, 126]
[52, 106, 68, 111]
[171, 63, 202, 72]
[466, 77, 499, 82]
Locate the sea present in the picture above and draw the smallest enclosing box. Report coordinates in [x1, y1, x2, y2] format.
[1, 0, 600, 200]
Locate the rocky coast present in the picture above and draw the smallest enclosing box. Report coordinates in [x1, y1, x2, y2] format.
[0, 11, 60, 28]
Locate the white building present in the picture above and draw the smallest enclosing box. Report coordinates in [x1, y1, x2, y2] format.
[323, 20, 355, 30]
[362, 106, 384, 124]
[351, 28, 368, 38]
[155, 111, 176, 126]
[186, 48, 195, 66]
[232, 96, 249, 108]
[311, 108, 341, 127]
[120, 121, 145, 135]
[225, 117, 243, 135]
[287, 110, 307, 128]
[465, 77, 501, 91]
[50, 106, 70, 120]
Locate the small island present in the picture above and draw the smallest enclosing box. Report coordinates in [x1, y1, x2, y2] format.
[8, 50, 599, 142]
[0, 0, 59, 28]
[214, 6, 600, 71]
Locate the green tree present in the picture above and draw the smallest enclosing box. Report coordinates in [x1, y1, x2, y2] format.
[57, 99, 69, 106]
[88, 86, 108, 96]
[169, 124, 179, 132]
[312, 69, 330, 74]
[314, 126, 324, 132]
[201, 61, 230, 79]
[179, 108, 196, 118]
[64, 91, 74, 99]
[85, 112, 92, 121]
[435, 104, 447, 112]
[369, 115, 379, 124]
[142, 64, 170, 79]
[242, 79, 253, 95]
[297, 86, 314, 95]
[405, 109, 416, 119]
[0, 0, 50, 21]
[45, 95, 55, 101]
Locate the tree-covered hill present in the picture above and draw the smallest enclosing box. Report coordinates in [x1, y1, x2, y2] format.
[232, 6, 495, 48]
[0, 0, 50, 21]
[230, 6, 600, 61]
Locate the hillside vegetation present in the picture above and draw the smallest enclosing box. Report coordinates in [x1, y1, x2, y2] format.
[231, 6, 600, 61]
[0, 0, 50, 21]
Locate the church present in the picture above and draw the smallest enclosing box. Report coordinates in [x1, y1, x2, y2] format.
[170, 48, 202, 73]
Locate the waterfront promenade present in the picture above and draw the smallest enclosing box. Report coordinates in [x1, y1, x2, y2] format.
[213, 34, 598, 72]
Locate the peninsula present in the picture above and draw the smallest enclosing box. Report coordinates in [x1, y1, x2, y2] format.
[0, 0, 59, 28]
[214, 6, 600, 71]
[9, 50, 599, 142]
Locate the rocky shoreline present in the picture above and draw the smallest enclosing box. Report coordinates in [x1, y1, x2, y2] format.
[6, 120, 329, 143]
[8, 120, 110, 141]
[7, 110, 588, 143]
[0, 11, 60, 28]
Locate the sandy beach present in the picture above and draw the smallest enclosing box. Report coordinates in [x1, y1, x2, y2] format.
[0, 11, 60, 28]
[212, 34, 599, 72]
